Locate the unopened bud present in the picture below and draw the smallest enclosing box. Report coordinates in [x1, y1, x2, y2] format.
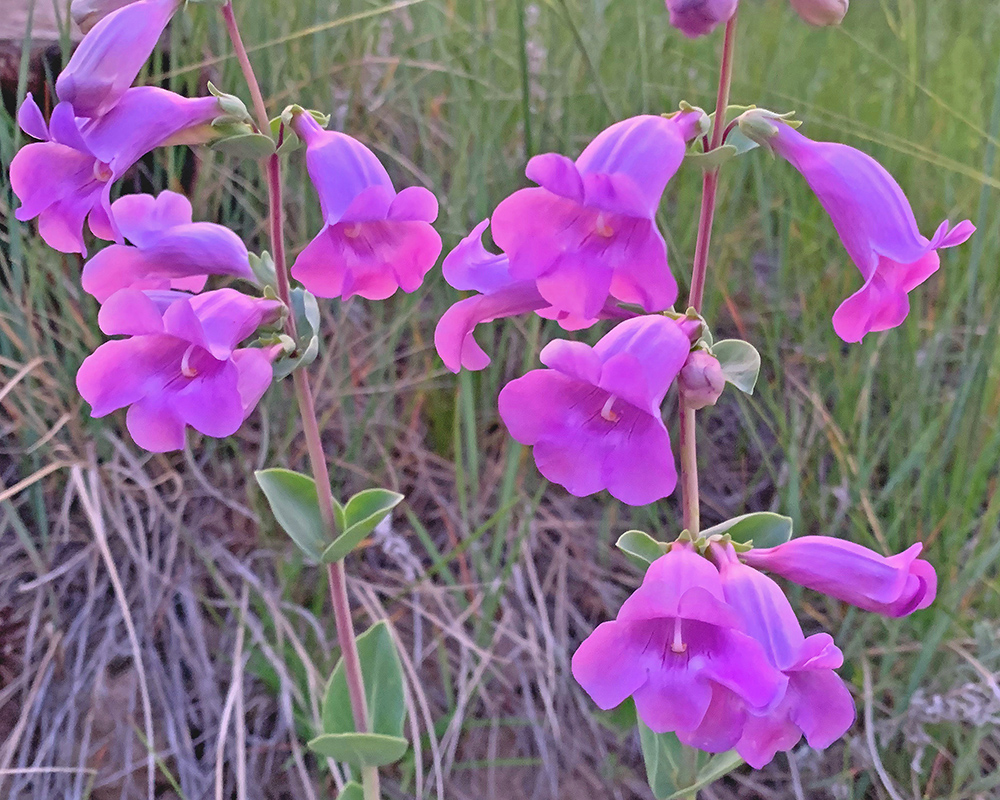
[664, 0, 739, 39]
[679, 351, 725, 410]
[71, 0, 140, 33]
[789, 0, 848, 26]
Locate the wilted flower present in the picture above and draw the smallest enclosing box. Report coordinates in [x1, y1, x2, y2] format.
[742, 536, 937, 617]
[498, 315, 691, 505]
[81, 191, 253, 302]
[712, 543, 855, 766]
[289, 110, 441, 300]
[664, 0, 738, 38]
[490, 111, 708, 322]
[679, 350, 725, 410]
[12, 89, 225, 255]
[739, 111, 975, 342]
[789, 0, 848, 26]
[58, 0, 183, 118]
[77, 288, 282, 452]
[572, 543, 786, 739]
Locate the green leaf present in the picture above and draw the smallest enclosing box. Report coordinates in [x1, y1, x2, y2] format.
[336, 783, 365, 800]
[594, 698, 637, 736]
[616, 530, 668, 566]
[685, 143, 737, 170]
[248, 251, 277, 289]
[711, 339, 761, 395]
[320, 622, 408, 767]
[272, 288, 321, 379]
[666, 751, 744, 799]
[639, 722, 683, 800]
[255, 469, 326, 561]
[307, 732, 409, 767]
[211, 132, 275, 160]
[321, 489, 404, 564]
[701, 512, 793, 549]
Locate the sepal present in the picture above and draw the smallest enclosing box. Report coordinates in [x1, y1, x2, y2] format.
[710, 339, 761, 395]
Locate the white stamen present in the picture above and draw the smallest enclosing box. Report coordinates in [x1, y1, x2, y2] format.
[180, 344, 198, 378]
[344, 222, 362, 239]
[670, 617, 687, 654]
[601, 394, 619, 422]
[93, 160, 113, 182]
[595, 213, 614, 238]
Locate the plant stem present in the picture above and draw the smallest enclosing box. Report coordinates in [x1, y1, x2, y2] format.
[679, 10, 738, 539]
[221, 5, 379, 797]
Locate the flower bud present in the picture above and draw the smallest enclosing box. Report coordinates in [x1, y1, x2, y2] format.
[679, 351, 725, 410]
[788, 0, 848, 26]
[664, 0, 739, 39]
[71, 0, 139, 33]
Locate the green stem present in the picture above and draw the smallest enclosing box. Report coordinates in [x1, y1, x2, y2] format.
[220, 5, 379, 798]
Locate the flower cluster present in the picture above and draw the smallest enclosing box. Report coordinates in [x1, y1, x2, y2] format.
[573, 536, 935, 766]
[15, 2, 441, 452]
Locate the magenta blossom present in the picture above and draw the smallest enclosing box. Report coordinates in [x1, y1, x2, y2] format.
[434, 220, 633, 373]
[57, 0, 182, 118]
[490, 111, 707, 321]
[77, 288, 282, 452]
[742, 536, 936, 617]
[12, 89, 224, 255]
[81, 191, 253, 302]
[711, 544, 855, 766]
[572, 543, 786, 743]
[679, 350, 725, 410]
[743, 114, 974, 342]
[498, 315, 692, 505]
[665, 0, 738, 38]
[289, 111, 441, 300]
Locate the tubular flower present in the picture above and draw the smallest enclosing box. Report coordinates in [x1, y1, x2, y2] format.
[434, 220, 632, 373]
[490, 111, 708, 321]
[77, 288, 283, 452]
[11, 89, 225, 255]
[678, 350, 725, 410]
[71, 0, 144, 34]
[498, 315, 692, 505]
[289, 110, 442, 300]
[81, 191, 253, 302]
[58, 0, 182, 118]
[665, 0, 738, 38]
[712, 544, 855, 767]
[742, 536, 937, 617]
[740, 112, 974, 342]
[572, 543, 787, 742]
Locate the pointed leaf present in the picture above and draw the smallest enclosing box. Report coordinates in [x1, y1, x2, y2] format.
[701, 512, 793, 550]
[255, 469, 326, 561]
[711, 339, 761, 395]
[666, 751, 744, 799]
[321, 489, 404, 564]
[639, 722, 684, 800]
[321, 622, 408, 767]
[307, 732, 408, 767]
[616, 530, 668, 566]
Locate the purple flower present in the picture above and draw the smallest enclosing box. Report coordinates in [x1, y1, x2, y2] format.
[789, 0, 848, 26]
[434, 220, 633, 373]
[12, 89, 224, 255]
[77, 288, 283, 452]
[490, 111, 707, 321]
[81, 191, 253, 302]
[679, 350, 725, 410]
[712, 544, 855, 767]
[289, 111, 441, 300]
[572, 543, 786, 744]
[57, 0, 182, 118]
[665, 0, 739, 38]
[743, 114, 974, 342]
[742, 536, 937, 617]
[498, 315, 692, 505]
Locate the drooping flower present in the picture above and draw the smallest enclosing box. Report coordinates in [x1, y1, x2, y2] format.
[58, 0, 182, 118]
[81, 191, 253, 302]
[789, 0, 848, 26]
[711, 543, 855, 767]
[12, 89, 226, 255]
[434, 220, 633, 373]
[289, 110, 442, 300]
[490, 111, 708, 322]
[664, 0, 738, 38]
[498, 315, 692, 505]
[742, 536, 937, 617]
[678, 350, 725, 410]
[77, 288, 283, 452]
[572, 542, 787, 744]
[738, 111, 975, 342]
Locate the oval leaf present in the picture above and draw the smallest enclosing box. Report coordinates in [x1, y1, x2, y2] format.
[701, 512, 793, 550]
[321, 621, 408, 766]
[616, 530, 668, 566]
[322, 489, 404, 564]
[307, 732, 408, 768]
[212, 132, 276, 160]
[255, 469, 326, 561]
[711, 339, 761, 395]
[639, 722, 683, 800]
